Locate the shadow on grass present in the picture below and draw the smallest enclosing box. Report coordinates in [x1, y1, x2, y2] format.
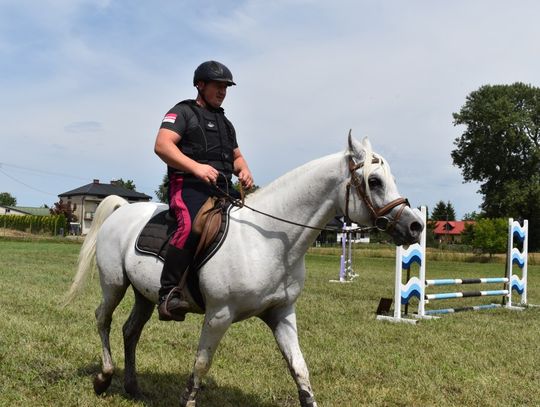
[77, 363, 288, 407]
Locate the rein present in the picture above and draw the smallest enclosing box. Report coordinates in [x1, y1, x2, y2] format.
[213, 153, 410, 234]
[213, 184, 376, 233]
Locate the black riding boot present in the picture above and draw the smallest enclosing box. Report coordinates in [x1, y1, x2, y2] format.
[158, 245, 193, 321]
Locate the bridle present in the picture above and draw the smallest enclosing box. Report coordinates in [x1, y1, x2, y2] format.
[345, 155, 410, 232]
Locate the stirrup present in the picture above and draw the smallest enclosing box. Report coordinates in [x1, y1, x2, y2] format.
[158, 288, 190, 321]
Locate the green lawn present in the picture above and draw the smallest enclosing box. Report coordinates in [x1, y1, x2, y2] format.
[1, 240, 539, 406]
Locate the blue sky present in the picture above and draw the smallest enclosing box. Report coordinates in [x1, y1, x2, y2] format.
[1, 0, 540, 218]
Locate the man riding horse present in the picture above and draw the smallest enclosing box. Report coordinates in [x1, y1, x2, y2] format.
[154, 61, 254, 321]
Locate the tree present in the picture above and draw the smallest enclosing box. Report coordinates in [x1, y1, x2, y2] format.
[114, 178, 136, 190]
[0, 192, 17, 206]
[462, 211, 480, 221]
[424, 220, 437, 248]
[233, 180, 260, 196]
[155, 174, 169, 204]
[452, 82, 540, 249]
[50, 199, 78, 223]
[472, 218, 508, 257]
[460, 222, 475, 246]
[430, 200, 456, 221]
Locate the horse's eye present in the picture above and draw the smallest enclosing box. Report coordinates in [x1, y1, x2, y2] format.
[368, 177, 382, 189]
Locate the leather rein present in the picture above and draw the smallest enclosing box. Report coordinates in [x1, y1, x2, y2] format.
[214, 155, 410, 233]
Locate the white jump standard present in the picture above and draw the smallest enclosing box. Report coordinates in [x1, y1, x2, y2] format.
[507, 218, 529, 309]
[330, 219, 359, 283]
[376, 207, 428, 324]
[377, 210, 533, 323]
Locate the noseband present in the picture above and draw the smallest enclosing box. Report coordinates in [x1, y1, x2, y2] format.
[345, 156, 410, 232]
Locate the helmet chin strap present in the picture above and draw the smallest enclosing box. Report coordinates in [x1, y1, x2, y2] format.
[196, 85, 210, 107]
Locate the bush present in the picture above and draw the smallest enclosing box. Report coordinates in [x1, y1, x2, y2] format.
[472, 218, 507, 256]
[0, 214, 67, 235]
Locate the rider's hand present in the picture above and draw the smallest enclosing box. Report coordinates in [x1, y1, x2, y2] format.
[238, 168, 254, 190]
[193, 163, 219, 184]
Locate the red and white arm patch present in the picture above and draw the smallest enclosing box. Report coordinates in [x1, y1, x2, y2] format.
[162, 113, 177, 124]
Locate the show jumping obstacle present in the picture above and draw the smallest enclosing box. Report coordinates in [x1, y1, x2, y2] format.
[330, 219, 359, 283]
[377, 209, 533, 324]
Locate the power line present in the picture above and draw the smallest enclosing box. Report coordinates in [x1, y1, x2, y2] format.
[0, 168, 57, 196]
[0, 161, 158, 198]
[0, 162, 88, 181]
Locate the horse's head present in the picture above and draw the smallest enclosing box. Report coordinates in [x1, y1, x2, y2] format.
[341, 132, 424, 245]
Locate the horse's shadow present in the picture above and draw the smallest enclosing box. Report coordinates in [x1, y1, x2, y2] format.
[77, 363, 287, 407]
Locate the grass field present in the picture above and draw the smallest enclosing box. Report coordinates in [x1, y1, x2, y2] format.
[1, 239, 539, 406]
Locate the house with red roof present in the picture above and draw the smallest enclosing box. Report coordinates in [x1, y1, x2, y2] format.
[432, 220, 475, 243]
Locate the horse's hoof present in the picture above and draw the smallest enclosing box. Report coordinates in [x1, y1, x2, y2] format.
[180, 373, 198, 407]
[180, 393, 197, 407]
[93, 373, 113, 395]
[299, 390, 317, 407]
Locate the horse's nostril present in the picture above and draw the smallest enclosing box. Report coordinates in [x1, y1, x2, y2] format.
[410, 221, 423, 234]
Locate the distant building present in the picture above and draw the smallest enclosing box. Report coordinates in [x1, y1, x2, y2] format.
[432, 220, 475, 243]
[58, 179, 152, 235]
[0, 205, 50, 216]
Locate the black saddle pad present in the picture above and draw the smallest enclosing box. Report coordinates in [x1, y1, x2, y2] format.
[135, 209, 176, 260]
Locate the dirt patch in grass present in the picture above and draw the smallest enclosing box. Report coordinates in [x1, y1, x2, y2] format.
[0, 228, 83, 243]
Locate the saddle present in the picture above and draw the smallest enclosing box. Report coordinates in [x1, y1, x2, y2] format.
[135, 198, 232, 309]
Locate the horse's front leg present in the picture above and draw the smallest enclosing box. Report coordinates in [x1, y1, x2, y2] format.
[262, 305, 318, 407]
[181, 308, 232, 407]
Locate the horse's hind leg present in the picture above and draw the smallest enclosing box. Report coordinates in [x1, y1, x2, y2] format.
[123, 288, 155, 397]
[94, 281, 129, 395]
[261, 305, 318, 407]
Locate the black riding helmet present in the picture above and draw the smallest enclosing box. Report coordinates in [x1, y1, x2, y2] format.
[193, 61, 236, 86]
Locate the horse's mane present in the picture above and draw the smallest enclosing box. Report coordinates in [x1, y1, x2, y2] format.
[246, 153, 342, 202]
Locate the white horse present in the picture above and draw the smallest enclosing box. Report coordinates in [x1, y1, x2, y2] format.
[68, 135, 423, 407]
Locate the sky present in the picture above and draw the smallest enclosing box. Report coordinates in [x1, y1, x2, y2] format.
[1, 0, 539, 218]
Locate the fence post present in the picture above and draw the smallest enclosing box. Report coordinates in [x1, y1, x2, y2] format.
[417, 206, 427, 317]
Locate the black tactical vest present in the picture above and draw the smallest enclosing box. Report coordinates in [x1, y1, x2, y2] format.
[171, 100, 236, 180]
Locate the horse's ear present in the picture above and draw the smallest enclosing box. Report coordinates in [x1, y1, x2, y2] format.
[361, 136, 372, 152]
[348, 130, 367, 160]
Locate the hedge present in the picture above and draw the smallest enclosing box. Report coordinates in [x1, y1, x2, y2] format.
[0, 214, 67, 235]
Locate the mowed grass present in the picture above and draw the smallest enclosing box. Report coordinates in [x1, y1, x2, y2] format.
[1, 240, 540, 407]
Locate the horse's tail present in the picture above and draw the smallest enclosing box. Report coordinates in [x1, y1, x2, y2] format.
[64, 195, 129, 305]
